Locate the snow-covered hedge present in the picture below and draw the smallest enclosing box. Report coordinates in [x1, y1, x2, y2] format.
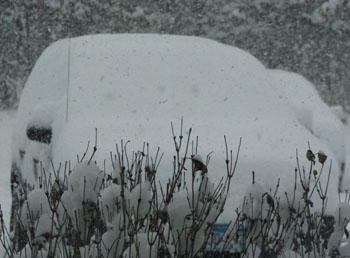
[1, 131, 350, 258]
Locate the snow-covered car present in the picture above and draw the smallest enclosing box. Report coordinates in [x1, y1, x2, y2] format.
[11, 34, 345, 242]
[268, 69, 345, 170]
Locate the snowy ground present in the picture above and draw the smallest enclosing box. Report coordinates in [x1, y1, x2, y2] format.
[0, 110, 15, 257]
[0, 110, 15, 226]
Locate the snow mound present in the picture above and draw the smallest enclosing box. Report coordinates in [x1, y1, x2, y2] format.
[68, 161, 104, 202]
[20, 188, 50, 229]
[99, 183, 122, 224]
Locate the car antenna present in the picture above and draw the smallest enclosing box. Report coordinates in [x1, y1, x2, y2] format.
[65, 37, 71, 123]
[65, 1, 71, 123]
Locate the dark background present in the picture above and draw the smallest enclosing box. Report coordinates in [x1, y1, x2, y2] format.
[1, 0, 349, 111]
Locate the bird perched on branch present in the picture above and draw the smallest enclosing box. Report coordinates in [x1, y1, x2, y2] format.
[191, 154, 213, 204]
[167, 154, 217, 256]
[191, 154, 208, 174]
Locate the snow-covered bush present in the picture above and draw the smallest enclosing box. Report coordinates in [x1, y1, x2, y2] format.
[1, 126, 238, 258]
[1, 128, 348, 258]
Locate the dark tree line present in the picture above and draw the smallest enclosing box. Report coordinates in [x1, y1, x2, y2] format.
[1, 0, 349, 111]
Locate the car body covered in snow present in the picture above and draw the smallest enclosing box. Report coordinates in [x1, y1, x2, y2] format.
[11, 34, 346, 235]
[268, 69, 345, 170]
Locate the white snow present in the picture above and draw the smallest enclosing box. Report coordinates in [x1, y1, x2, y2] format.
[268, 69, 345, 168]
[27, 100, 61, 129]
[0, 111, 15, 257]
[330, 105, 348, 123]
[20, 188, 51, 230]
[67, 161, 104, 202]
[307, 0, 342, 24]
[0, 34, 349, 257]
[242, 182, 268, 220]
[100, 228, 125, 258]
[328, 202, 350, 256]
[34, 213, 58, 248]
[99, 183, 123, 225]
[168, 167, 222, 255]
[130, 179, 152, 221]
[345, 124, 350, 188]
[11, 34, 344, 222]
[320, 0, 341, 15]
[0, 111, 15, 224]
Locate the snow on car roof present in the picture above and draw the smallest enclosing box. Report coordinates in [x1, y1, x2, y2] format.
[13, 34, 341, 219]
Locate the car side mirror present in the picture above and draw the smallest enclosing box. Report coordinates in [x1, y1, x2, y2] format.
[26, 101, 58, 144]
[27, 125, 52, 144]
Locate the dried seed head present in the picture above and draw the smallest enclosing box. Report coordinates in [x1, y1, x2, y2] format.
[306, 150, 315, 164]
[145, 166, 154, 180]
[317, 151, 327, 164]
[265, 193, 275, 210]
[329, 246, 340, 258]
[191, 154, 208, 174]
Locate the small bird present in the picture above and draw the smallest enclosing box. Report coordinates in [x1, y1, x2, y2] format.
[191, 154, 208, 175]
[191, 154, 213, 204]
[167, 154, 216, 256]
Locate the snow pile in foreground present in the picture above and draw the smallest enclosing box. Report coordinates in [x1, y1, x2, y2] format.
[9, 156, 226, 257]
[5, 155, 350, 258]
